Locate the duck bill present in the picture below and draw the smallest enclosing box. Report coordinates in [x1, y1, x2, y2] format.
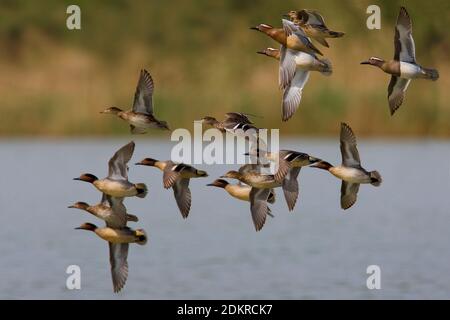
[249, 26, 259, 30]
[360, 61, 370, 65]
[256, 50, 266, 55]
[308, 156, 320, 164]
[68, 205, 75, 209]
[73, 177, 81, 181]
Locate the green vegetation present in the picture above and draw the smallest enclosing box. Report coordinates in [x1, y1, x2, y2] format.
[0, 0, 448, 137]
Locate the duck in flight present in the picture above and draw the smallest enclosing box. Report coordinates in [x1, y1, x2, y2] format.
[101, 69, 169, 133]
[75, 222, 147, 292]
[207, 178, 275, 231]
[361, 7, 439, 115]
[311, 123, 382, 210]
[74, 141, 147, 198]
[221, 163, 302, 219]
[68, 193, 138, 229]
[257, 46, 332, 121]
[251, 19, 323, 57]
[135, 158, 208, 219]
[255, 149, 320, 182]
[201, 112, 259, 134]
[285, 9, 344, 48]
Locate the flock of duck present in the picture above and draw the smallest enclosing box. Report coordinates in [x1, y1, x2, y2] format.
[69, 7, 439, 293]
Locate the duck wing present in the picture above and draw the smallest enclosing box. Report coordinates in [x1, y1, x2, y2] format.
[388, 76, 411, 115]
[394, 7, 416, 63]
[109, 242, 129, 293]
[162, 161, 180, 189]
[340, 181, 360, 210]
[340, 123, 361, 168]
[172, 178, 191, 219]
[275, 151, 309, 182]
[249, 187, 271, 231]
[132, 69, 154, 115]
[108, 141, 135, 180]
[282, 167, 301, 211]
[279, 46, 297, 89]
[105, 195, 128, 228]
[282, 69, 310, 121]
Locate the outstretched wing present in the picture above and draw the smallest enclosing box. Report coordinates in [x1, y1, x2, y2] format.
[388, 76, 411, 115]
[340, 181, 360, 210]
[281, 69, 310, 121]
[394, 7, 416, 63]
[132, 69, 154, 115]
[340, 123, 361, 167]
[172, 178, 191, 219]
[109, 242, 129, 293]
[249, 188, 271, 231]
[108, 141, 135, 180]
[282, 167, 301, 211]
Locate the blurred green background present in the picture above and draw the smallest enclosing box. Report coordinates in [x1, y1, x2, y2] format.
[0, 0, 448, 137]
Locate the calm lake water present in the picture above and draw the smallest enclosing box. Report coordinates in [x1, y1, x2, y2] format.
[0, 138, 449, 299]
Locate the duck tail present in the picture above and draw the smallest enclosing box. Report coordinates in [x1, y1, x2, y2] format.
[327, 30, 345, 38]
[370, 171, 382, 187]
[135, 183, 148, 198]
[318, 58, 333, 76]
[126, 214, 139, 222]
[135, 229, 148, 245]
[422, 68, 439, 81]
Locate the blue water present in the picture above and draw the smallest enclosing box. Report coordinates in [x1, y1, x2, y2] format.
[0, 138, 449, 299]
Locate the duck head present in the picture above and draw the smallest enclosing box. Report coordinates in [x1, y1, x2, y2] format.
[250, 23, 274, 33]
[207, 179, 229, 189]
[220, 170, 242, 180]
[201, 116, 218, 126]
[195, 170, 209, 177]
[68, 202, 90, 210]
[73, 173, 99, 184]
[100, 107, 123, 114]
[256, 47, 280, 60]
[360, 57, 385, 68]
[75, 222, 97, 232]
[310, 160, 333, 171]
[135, 158, 158, 167]
[307, 156, 321, 165]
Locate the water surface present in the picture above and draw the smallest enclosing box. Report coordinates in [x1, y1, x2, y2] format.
[0, 139, 449, 299]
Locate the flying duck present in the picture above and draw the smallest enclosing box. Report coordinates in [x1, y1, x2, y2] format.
[135, 158, 208, 218]
[75, 221, 147, 293]
[286, 10, 344, 47]
[251, 19, 323, 57]
[257, 47, 332, 121]
[259, 150, 320, 182]
[207, 179, 275, 231]
[311, 123, 382, 210]
[74, 141, 147, 198]
[101, 69, 169, 133]
[201, 112, 259, 134]
[68, 194, 138, 229]
[221, 163, 300, 213]
[361, 7, 439, 115]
